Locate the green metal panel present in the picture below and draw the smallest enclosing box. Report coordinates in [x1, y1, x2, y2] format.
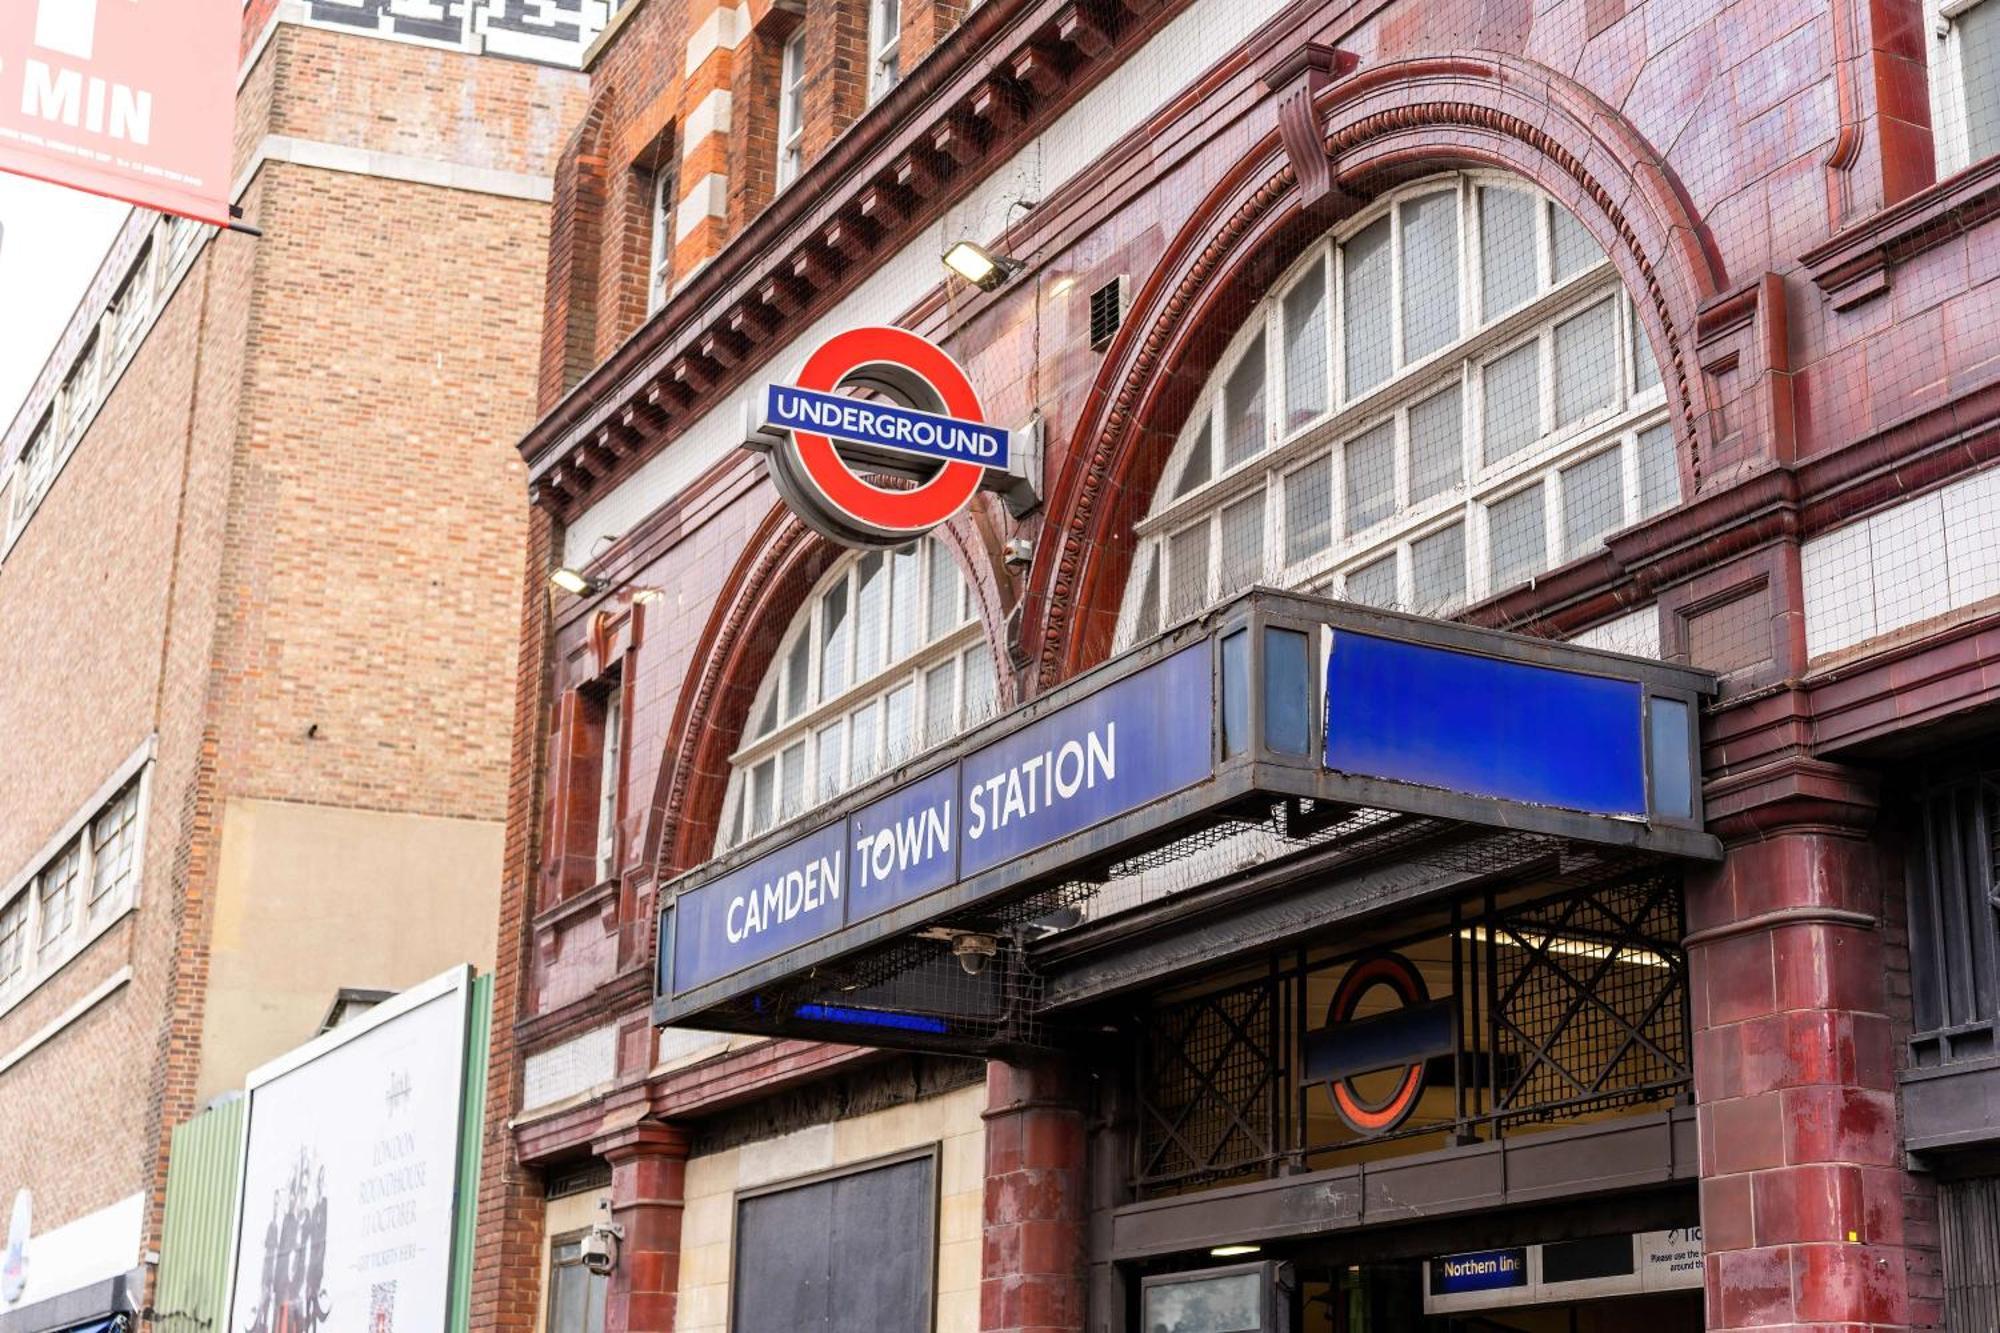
[153, 1097, 247, 1333]
[446, 973, 493, 1333]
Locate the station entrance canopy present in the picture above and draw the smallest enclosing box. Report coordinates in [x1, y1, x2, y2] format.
[653, 590, 1718, 1055]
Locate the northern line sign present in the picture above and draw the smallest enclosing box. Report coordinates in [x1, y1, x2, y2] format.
[666, 646, 1213, 997]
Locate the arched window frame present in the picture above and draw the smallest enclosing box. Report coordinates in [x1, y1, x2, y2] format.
[718, 536, 997, 851]
[1118, 171, 1679, 648]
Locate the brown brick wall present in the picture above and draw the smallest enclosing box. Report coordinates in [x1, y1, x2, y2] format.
[0, 12, 581, 1263]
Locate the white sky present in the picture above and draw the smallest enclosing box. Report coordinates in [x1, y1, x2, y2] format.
[0, 174, 132, 431]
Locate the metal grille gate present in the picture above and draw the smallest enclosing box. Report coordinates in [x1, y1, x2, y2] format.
[1134, 869, 1690, 1195]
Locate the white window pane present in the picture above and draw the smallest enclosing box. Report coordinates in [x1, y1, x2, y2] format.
[1553, 301, 1617, 428]
[1342, 217, 1393, 395]
[1345, 555, 1397, 608]
[1217, 490, 1265, 596]
[1283, 456, 1333, 565]
[1173, 422, 1213, 498]
[1399, 192, 1460, 363]
[1282, 263, 1328, 429]
[1479, 186, 1538, 319]
[749, 758, 776, 836]
[1222, 332, 1267, 469]
[816, 721, 846, 803]
[1551, 204, 1602, 280]
[820, 578, 850, 697]
[1967, 1, 2000, 162]
[0, 898, 23, 987]
[1167, 523, 1211, 620]
[854, 552, 887, 680]
[1637, 423, 1680, 515]
[890, 544, 922, 661]
[1343, 422, 1395, 535]
[849, 702, 880, 785]
[923, 661, 958, 750]
[926, 539, 962, 640]
[778, 740, 808, 822]
[1560, 449, 1624, 559]
[1482, 341, 1541, 465]
[1488, 484, 1547, 591]
[961, 643, 996, 724]
[753, 684, 779, 739]
[1131, 544, 1162, 641]
[1408, 384, 1462, 503]
[595, 688, 623, 879]
[1632, 302, 1661, 393]
[883, 683, 917, 768]
[91, 787, 138, 914]
[1411, 523, 1466, 614]
[783, 630, 810, 720]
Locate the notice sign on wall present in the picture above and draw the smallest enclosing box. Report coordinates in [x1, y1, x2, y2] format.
[226, 968, 472, 1333]
[0, 0, 237, 223]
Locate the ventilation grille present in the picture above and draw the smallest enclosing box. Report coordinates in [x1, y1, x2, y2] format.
[1089, 275, 1127, 349]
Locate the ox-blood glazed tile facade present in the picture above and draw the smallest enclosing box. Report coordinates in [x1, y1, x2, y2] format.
[482, 0, 2000, 1328]
[0, 4, 591, 1327]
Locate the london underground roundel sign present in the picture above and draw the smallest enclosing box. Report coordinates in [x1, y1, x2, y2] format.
[745, 327, 1011, 549]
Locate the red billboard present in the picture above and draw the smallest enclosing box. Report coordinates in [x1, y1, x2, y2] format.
[0, 0, 238, 225]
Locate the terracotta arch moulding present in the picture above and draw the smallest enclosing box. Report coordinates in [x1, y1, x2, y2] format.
[639, 500, 1016, 897]
[1023, 52, 1730, 692]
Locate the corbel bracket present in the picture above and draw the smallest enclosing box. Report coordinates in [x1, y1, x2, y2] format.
[1256, 42, 1359, 209]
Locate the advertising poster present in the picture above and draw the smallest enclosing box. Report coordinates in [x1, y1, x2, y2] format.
[0, 0, 238, 223]
[225, 968, 470, 1333]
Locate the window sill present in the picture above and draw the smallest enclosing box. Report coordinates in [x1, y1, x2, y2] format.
[0, 901, 138, 1029]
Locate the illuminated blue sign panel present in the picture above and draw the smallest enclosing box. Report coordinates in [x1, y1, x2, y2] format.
[1430, 1249, 1528, 1296]
[1323, 631, 1646, 818]
[668, 646, 1213, 996]
[763, 384, 1011, 470]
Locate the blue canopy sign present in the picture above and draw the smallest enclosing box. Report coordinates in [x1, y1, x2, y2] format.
[668, 645, 1213, 997]
[1323, 629, 1649, 819]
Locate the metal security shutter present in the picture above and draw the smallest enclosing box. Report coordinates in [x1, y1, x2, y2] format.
[732, 1153, 936, 1333]
[1942, 1176, 2000, 1333]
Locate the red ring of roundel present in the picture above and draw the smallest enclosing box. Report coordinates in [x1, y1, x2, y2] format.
[787, 326, 988, 539]
[1327, 952, 1431, 1134]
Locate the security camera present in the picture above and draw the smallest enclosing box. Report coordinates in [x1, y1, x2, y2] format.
[952, 933, 998, 976]
[582, 1200, 624, 1277]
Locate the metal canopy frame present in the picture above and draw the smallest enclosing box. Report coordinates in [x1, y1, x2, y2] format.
[653, 588, 1719, 1048]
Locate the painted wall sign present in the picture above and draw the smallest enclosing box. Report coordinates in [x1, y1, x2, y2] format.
[1429, 1248, 1528, 1296]
[0, 0, 237, 224]
[746, 326, 1012, 549]
[669, 646, 1214, 997]
[1323, 629, 1647, 819]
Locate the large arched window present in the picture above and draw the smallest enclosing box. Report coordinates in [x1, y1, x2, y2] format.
[1118, 172, 1678, 646]
[718, 536, 997, 851]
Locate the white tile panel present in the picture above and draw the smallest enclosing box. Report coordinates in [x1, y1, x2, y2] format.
[1803, 516, 1878, 658]
[1943, 462, 2000, 608]
[520, 1022, 618, 1110]
[1569, 605, 1661, 659]
[1867, 490, 1951, 634]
